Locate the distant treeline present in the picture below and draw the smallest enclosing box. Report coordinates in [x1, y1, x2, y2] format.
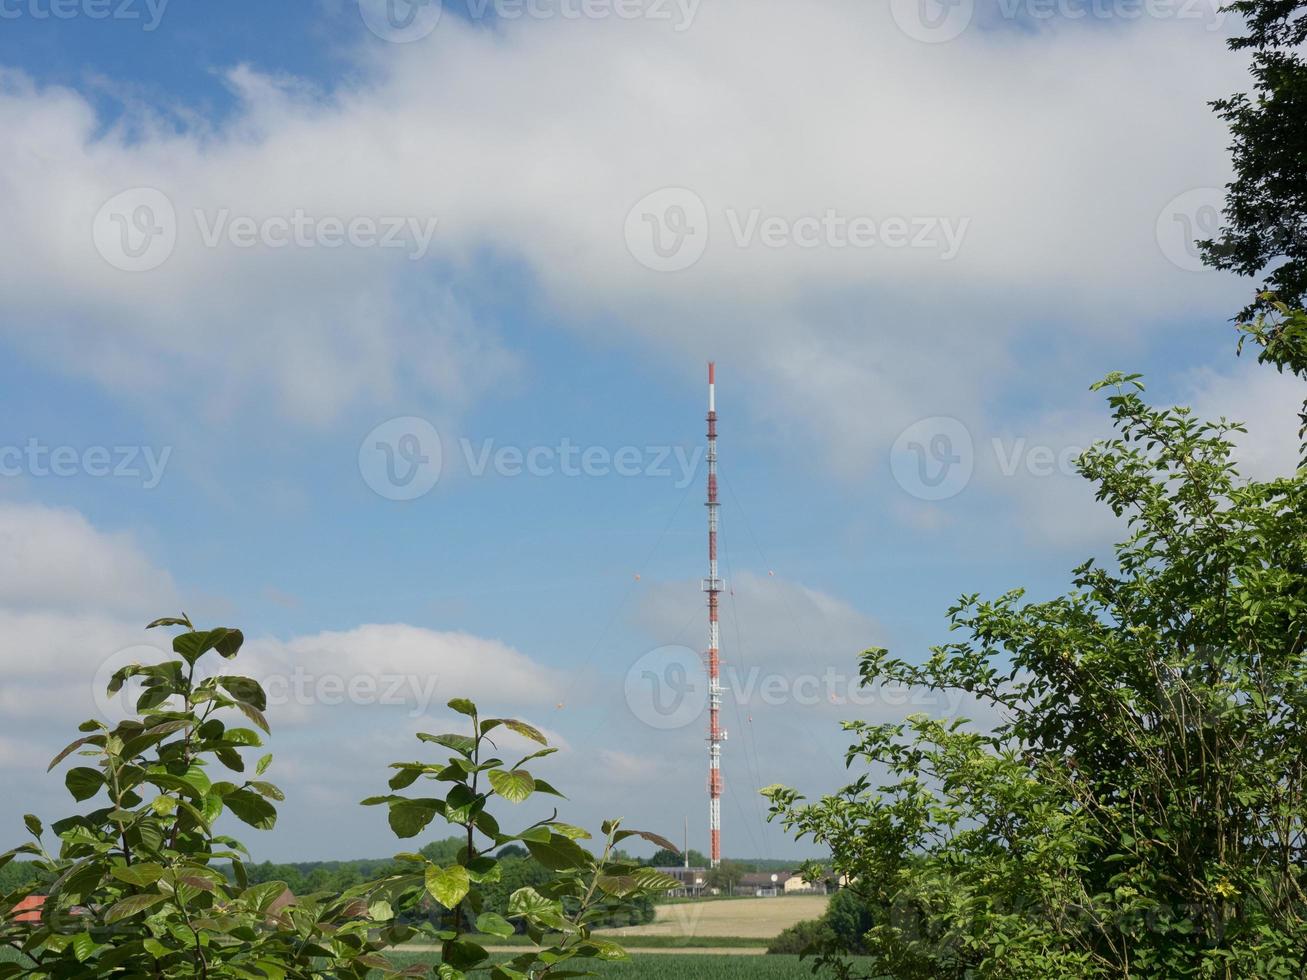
[1, 837, 656, 932]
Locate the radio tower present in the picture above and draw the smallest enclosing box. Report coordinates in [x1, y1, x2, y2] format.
[703, 362, 726, 869]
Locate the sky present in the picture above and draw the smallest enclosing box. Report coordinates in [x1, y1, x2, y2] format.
[0, 0, 1303, 863]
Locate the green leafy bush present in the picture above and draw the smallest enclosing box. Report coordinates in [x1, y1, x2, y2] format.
[766, 917, 837, 956]
[357, 696, 680, 977]
[0, 615, 391, 978]
[0, 622, 670, 978]
[765, 321, 1307, 979]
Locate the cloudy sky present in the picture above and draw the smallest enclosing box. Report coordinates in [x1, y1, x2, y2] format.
[0, 0, 1302, 862]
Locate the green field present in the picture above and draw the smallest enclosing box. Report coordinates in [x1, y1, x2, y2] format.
[386, 952, 828, 977]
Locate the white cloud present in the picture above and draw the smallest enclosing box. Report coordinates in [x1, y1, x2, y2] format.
[0, 502, 176, 615]
[0, 3, 1251, 462]
[631, 569, 884, 671]
[1185, 361, 1307, 482]
[239, 625, 566, 724]
[0, 503, 570, 857]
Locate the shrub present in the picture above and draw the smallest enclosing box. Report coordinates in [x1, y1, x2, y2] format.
[358, 697, 680, 976]
[0, 621, 674, 978]
[767, 917, 837, 956]
[0, 616, 387, 978]
[765, 314, 1307, 979]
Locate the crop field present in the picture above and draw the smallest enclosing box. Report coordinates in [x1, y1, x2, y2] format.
[597, 895, 829, 940]
[386, 951, 836, 978]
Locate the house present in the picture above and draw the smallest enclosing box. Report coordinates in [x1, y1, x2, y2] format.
[738, 871, 831, 897]
[738, 872, 792, 897]
[10, 895, 45, 922]
[654, 866, 709, 898]
[783, 875, 825, 895]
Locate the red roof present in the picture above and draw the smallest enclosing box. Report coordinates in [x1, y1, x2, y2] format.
[12, 895, 44, 923]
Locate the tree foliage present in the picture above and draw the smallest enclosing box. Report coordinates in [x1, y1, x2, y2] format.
[765, 334, 1307, 978]
[359, 699, 680, 977]
[0, 616, 386, 978]
[1200, 0, 1307, 318]
[0, 625, 671, 977]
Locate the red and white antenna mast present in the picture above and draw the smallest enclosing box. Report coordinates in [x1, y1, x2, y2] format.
[703, 362, 726, 869]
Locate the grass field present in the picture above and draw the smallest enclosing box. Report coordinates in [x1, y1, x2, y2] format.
[386, 951, 831, 977]
[597, 895, 829, 940]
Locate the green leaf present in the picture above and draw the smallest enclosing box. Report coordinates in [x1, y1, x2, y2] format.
[475, 912, 515, 938]
[484, 719, 548, 745]
[23, 814, 42, 838]
[448, 698, 478, 717]
[65, 767, 104, 802]
[417, 732, 477, 756]
[582, 938, 628, 961]
[613, 829, 680, 853]
[173, 627, 244, 664]
[146, 616, 192, 629]
[248, 780, 285, 802]
[631, 867, 683, 892]
[111, 862, 165, 887]
[47, 736, 96, 772]
[105, 891, 168, 923]
[142, 938, 170, 958]
[218, 675, 267, 711]
[235, 700, 270, 734]
[488, 769, 535, 804]
[507, 886, 562, 919]
[549, 822, 592, 840]
[443, 939, 488, 970]
[71, 932, 100, 963]
[255, 753, 272, 776]
[596, 875, 640, 898]
[526, 834, 592, 871]
[388, 800, 442, 839]
[239, 880, 291, 914]
[223, 789, 277, 830]
[425, 864, 471, 908]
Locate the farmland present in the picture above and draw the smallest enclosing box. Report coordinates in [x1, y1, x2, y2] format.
[385, 952, 839, 978]
[598, 895, 829, 941]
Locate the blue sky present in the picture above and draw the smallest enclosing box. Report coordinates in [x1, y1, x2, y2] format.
[1, 0, 1303, 862]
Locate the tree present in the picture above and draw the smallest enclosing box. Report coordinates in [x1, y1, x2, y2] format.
[705, 860, 745, 894]
[765, 324, 1307, 978]
[1199, 0, 1307, 319]
[0, 621, 671, 977]
[361, 698, 681, 976]
[646, 847, 707, 868]
[0, 616, 385, 978]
